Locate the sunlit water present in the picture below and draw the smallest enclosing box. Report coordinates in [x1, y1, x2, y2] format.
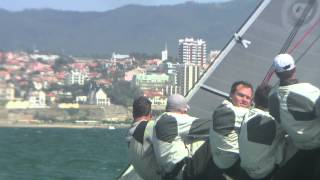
[0, 127, 128, 180]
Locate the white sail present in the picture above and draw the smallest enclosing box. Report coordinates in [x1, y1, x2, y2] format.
[118, 0, 320, 178]
[187, 0, 320, 120]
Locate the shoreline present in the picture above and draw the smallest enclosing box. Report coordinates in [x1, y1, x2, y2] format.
[0, 122, 131, 129]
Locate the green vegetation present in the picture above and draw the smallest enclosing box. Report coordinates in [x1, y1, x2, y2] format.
[107, 80, 143, 107]
[0, 100, 7, 107]
[52, 55, 74, 71]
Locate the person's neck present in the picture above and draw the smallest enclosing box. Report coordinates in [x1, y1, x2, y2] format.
[280, 78, 298, 86]
[134, 116, 151, 122]
[168, 110, 186, 114]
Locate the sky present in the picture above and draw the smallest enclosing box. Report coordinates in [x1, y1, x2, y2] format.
[0, 0, 231, 12]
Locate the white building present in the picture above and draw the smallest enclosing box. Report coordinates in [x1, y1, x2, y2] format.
[75, 96, 88, 104]
[94, 88, 111, 106]
[112, 52, 130, 60]
[66, 69, 88, 85]
[165, 62, 178, 75]
[209, 50, 220, 63]
[88, 88, 111, 106]
[161, 44, 168, 62]
[176, 63, 201, 96]
[0, 83, 15, 101]
[28, 90, 47, 108]
[178, 38, 207, 66]
[30, 53, 60, 62]
[164, 85, 179, 96]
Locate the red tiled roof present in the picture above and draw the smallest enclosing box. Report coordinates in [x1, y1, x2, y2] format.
[143, 90, 163, 97]
[0, 71, 9, 77]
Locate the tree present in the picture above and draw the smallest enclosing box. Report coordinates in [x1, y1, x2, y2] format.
[52, 55, 74, 71]
[107, 81, 142, 106]
[130, 52, 161, 67]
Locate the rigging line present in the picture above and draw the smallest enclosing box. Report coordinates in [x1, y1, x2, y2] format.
[288, 17, 320, 54]
[261, 0, 316, 85]
[280, 0, 316, 53]
[262, 67, 274, 85]
[264, 30, 320, 89]
[265, 19, 320, 87]
[296, 31, 320, 64]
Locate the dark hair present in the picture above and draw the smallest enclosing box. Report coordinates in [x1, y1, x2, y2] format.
[133, 96, 152, 119]
[254, 84, 272, 109]
[230, 81, 254, 95]
[275, 68, 295, 80]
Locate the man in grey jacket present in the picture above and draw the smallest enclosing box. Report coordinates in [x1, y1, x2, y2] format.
[239, 85, 297, 180]
[269, 53, 320, 149]
[152, 94, 217, 180]
[209, 80, 253, 179]
[127, 96, 161, 180]
[268, 53, 320, 179]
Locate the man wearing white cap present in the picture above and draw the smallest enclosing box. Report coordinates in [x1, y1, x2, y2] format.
[269, 53, 320, 149]
[152, 94, 219, 180]
[268, 53, 320, 179]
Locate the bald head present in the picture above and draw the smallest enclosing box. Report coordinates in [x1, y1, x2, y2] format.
[166, 94, 190, 113]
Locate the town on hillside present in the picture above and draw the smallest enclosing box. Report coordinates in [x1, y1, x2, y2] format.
[0, 38, 220, 125]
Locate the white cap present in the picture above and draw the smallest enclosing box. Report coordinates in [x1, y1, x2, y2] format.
[273, 53, 296, 73]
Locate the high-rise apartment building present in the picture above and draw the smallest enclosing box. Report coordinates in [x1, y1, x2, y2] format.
[176, 63, 201, 96]
[178, 38, 207, 66]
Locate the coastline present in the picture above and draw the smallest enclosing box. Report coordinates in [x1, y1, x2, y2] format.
[0, 122, 131, 129]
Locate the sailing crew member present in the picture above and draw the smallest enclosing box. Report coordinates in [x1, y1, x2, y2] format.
[127, 96, 161, 180]
[239, 85, 297, 180]
[268, 53, 320, 179]
[209, 81, 253, 179]
[152, 94, 215, 180]
[268, 53, 320, 149]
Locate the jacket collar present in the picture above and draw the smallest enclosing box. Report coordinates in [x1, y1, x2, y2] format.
[280, 78, 298, 86]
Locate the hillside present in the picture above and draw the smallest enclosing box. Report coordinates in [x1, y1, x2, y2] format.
[0, 0, 259, 57]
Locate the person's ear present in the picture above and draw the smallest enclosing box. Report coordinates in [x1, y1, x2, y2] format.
[183, 108, 188, 113]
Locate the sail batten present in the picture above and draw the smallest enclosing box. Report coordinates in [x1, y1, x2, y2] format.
[200, 85, 229, 98]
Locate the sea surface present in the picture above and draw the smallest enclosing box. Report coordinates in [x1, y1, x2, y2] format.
[0, 127, 129, 180]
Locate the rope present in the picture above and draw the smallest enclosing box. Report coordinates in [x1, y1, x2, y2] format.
[288, 17, 320, 54]
[261, 0, 317, 85]
[280, 0, 316, 53]
[295, 31, 320, 64]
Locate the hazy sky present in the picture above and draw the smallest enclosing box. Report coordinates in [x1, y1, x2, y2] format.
[0, 0, 231, 12]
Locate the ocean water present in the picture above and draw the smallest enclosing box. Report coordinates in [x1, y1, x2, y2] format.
[0, 127, 129, 180]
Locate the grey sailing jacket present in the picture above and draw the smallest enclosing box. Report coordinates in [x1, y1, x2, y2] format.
[239, 108, 297, 179]
[269, 82, 320, 149]
[209, 99, 249, 169]
[152, 112, 209, 177]
[127, 120, 161, 180]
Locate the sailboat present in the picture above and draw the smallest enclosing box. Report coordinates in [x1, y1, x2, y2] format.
[118, 0, 320, 179]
